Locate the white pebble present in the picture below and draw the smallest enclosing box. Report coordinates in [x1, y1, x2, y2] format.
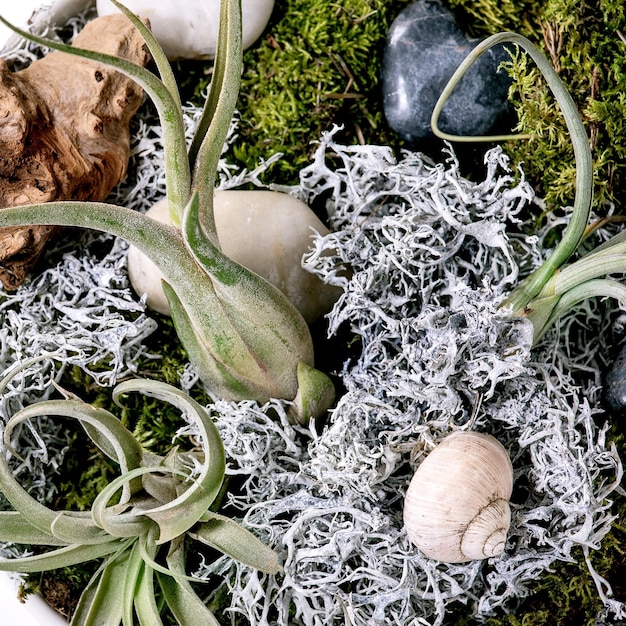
[96, 0, 274, 59]
[127, 190, 341, 322]
[0, 0, 93, 53]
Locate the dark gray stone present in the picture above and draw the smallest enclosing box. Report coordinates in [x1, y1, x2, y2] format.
[603, 342, 626, 415]
[382, 0, 512, 146]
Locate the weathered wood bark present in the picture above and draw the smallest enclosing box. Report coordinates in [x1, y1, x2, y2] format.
[0, 14, 150, 290]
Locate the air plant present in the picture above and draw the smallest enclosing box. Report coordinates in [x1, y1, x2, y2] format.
[432, 32, 626, 343]
[0, 0, 335, 424]
[0, 359, 280, 625]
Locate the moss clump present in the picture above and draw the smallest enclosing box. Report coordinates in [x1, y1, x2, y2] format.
[175, 0, 626, 208]
[177, 0, 413, 184]
[446, 0, 626, 214]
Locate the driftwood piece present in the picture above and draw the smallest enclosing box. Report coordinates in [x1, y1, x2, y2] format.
[0, 14, 150, 290]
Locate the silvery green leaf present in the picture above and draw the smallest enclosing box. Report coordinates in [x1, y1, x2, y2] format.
[433, 32, 593, 315]
[0, 434, 109, 544]
[158, 538, 221, 626]
[192, 511, 281, 574]
[133, 531, 163, 626]
[0, 539, 126, 574]
[189, 0, 242, 238]
[0, 10, 191, 219]
[0, 511, 66, 546]
[4, 398, 142, 479]
[113, 380, 226, 543]
[71, 546, 132, 626]
[177, 192, 334, 419]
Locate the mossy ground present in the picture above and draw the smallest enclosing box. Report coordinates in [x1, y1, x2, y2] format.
[34, 0, 626, 622]
[446, 0, 626, 215]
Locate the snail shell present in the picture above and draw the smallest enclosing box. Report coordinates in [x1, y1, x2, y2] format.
[403, 430, 513, 563]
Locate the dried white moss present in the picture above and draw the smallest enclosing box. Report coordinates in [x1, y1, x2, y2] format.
[194, 129, 625, 625]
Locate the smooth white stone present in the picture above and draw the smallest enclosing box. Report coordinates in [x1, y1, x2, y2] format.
[127, 190, 341, 322]
[0, 0, 93, 54]
[96, 0, 274, 59]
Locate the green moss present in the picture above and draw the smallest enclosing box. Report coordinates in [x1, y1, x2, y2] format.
[177, 0, 413, 185]
[446, 0, 626, 214]
[175, 0, 626, 209]
[55, 431, 118, 511]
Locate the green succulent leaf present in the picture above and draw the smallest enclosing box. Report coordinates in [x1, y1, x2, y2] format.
[178, 192, 321, 408]
[189, 0, 242, 242]
[158, 538, 221, 626]
[0, 539, 127, 574]
[291, 361, 336, 425]
[431, 32, 593, 314]
[133, 530, 164, 626]
[107, 0, 182, 110]
[0, 8, 190, 222]
[71, 545, 132, 626]
[527, 279, 626, 343]
[112, 379, 226, 543]
[192, 511, 282, 574]
[0, 511, 66, 546]
[541, 253, 626, 298]
[4, 399, 143, 489]
[122, 541, 145, 626]
[91, 466, 178, 538]
[0, 436, 109, 544]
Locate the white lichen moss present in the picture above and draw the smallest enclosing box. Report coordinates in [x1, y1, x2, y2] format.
[192, 129, 624, 625]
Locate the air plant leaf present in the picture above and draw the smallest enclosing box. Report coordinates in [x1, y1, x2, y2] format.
[4, 399, 143, 479]
[71, 546, 131, 626]
[430, 32, 626, 344]
[188, 0, 242, 237]
[0, 368, 280, 624]
[121, 541, 145, 626]
[158, 539, 221, 626]
[525, 279, 626, 343]
[113, 378, 227, 543]
[192, 511, 282, 574]
[0, 539, 129, 574]
[0, 511, 66, 546]
[0, 429, 110, 544]
[0, 12, 190, 219]
[432, 32, 593, 317]
[133, 531, 163, 626]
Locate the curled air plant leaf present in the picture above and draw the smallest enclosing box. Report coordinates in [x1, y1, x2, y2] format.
[431, 33, 626, 343]
[0, 0, 335, 423]
[0, 362, 281, 626]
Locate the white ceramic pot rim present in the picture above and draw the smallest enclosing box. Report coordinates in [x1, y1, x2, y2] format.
[0, 571, 67, 625]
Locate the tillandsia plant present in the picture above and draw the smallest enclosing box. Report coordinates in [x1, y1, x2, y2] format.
[432, 32, 626, 344]
[0, 0, 335, 424]
[0, 360, 280, 625]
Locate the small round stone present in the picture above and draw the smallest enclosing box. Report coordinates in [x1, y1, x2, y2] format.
[96, 0, 274, 59]
[127, 191, 341, 323]
[382, 0, 512, 146]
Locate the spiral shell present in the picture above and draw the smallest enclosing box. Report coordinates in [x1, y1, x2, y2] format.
[403, 430, 513, 563]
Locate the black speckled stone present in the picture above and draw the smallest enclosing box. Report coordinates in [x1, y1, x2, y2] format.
[382, 0, 512, 146]
[603, 343, 626, 414]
